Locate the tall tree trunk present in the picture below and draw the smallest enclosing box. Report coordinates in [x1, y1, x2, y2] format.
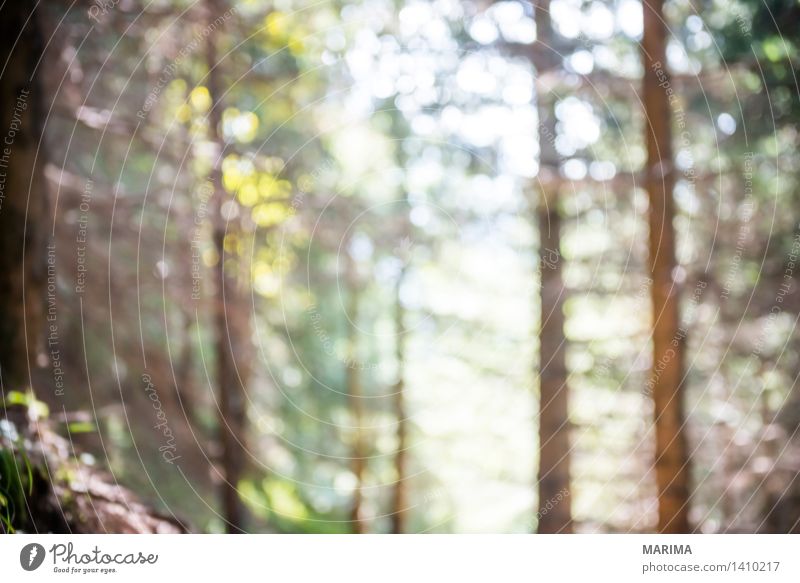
[532, 0, 573, 534]
[205, 0, 249, 533]
[642, 0, 690, 533]
[390, 265, 408, 534]
[536, 187, 572, 533]
[0, 1, 47, 397]
[345, 251, 366, 533]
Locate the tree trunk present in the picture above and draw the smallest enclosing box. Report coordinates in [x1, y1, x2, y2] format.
[642, 0, 690, 533]
[0, 1, 47, 397]
[205, 0, 249, 533]
[536, 187, 572, 533]
[532, 0, 573, 534]
[345, 251, 367, 533]
[390, 265, 408, 534]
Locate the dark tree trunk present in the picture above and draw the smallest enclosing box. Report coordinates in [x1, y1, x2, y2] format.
[532, 0, 573, 534]
[205, 0, 249, 533]
[642, 0, 690, 533]
[0, 1, 47, 397]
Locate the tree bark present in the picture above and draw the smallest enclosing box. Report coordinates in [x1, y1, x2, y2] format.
[205, 0, 249, 533]
[390, 265, 408, 534]
[532, 0, 573, 534]
[0, 1, 47, 397]
[536, 187, 572, 533]
[641, 0, 690, 533]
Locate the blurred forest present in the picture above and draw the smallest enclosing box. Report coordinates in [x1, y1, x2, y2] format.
[1, 0, 799, 534]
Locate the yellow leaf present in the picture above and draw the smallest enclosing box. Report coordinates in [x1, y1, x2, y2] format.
[265, 12, 287, 38]
[190, 86, 212, 112]
[175, 103, 192, 123]
[238, 182, 259, 206]
[252, 202, 288, 227]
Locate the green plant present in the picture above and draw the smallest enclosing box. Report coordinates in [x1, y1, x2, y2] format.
[0, 445, 33, 533]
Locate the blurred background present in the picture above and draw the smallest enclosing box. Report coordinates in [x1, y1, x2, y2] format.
[1, 0, 799, 534]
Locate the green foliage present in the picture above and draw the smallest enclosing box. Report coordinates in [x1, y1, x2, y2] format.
[0, 402, 39, 534]
[0, 447, 33, 533]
